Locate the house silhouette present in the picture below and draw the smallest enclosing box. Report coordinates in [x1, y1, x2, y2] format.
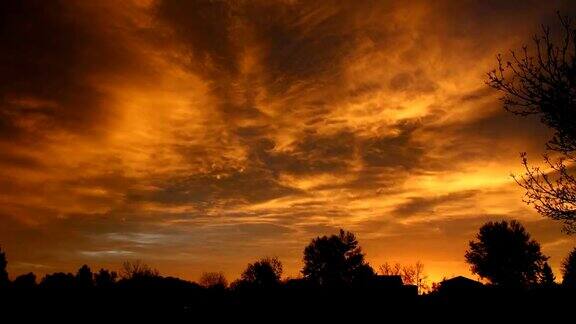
[438, 276, 484, 295]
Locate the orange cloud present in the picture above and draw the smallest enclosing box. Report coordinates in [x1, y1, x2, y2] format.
[0, 0, 574, 283]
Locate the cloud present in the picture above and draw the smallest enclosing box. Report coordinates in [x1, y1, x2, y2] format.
[0, 1, 147, 142]
[1, 0, 575, 281]
[392, 190, 480, 219]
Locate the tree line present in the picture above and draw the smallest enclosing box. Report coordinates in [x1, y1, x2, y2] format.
[1, 221, 575, 291]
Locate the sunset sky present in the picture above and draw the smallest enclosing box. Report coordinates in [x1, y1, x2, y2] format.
[1, 0, 576, 283]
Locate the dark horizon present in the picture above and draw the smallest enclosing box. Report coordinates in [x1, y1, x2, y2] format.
[1, 222, 575, 321]
[1, 0, 576, 285]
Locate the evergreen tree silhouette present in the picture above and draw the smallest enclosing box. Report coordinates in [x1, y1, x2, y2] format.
[0, 246, 9, 288]
[76, 264, 94, 288]
[539, 262, 556, 287]
[562, 247, 576, 287]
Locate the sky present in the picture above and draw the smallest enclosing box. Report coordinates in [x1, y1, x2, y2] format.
[1, 0, 576, 283]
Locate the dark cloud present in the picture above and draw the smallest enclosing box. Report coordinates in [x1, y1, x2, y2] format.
[155, 0, 363, 87]
[260, 131, 356, 175]
[243, 1, 359, 87]
[129, 167, 301, 205]
[0, 0, 143, 143]
[388, 70, 438, 95]
[155, 0, 239, 76]
[393, 190, 479, 218]
[420, 108, 553, 171]
[362, 122, 424, 169]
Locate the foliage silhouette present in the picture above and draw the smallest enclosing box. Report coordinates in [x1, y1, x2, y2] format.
[562, 247, 576, 287]
[236, 257, 282, 290]
[539, 262, 556, 287]
[302, 229, 375, 287]
[487, 13, 576, 233]
[12, 272, 36, 289]
[76, 264, 94, 288]
[94, 268, 117, 288]
[40, 272, 76, 289]
[465, 220, 548, 288]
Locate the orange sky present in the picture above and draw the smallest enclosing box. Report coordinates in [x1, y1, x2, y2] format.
[1, 0, 575, 284]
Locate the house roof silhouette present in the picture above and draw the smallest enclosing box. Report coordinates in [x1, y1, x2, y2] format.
[440, 276, 484, 292]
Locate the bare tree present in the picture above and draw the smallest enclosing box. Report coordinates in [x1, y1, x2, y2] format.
[401, 265, 417, 285]
[199, 271, 228, 289]
[378, 262, 402, 276]
[487, 13, 576, 233]
[513, 153, 576, 233]
[414, 261, 429, 294]
[379, 261, 429, 294]
[120, 260, 159, 280]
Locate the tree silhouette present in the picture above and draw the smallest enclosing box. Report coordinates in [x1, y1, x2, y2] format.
[94, 268, 117, 288]
[465, 220, 548, 288]
[379, 262, 402, 276]
[40, 272, 76, 289]
[538, 262, 556, 287]
[487, 14, 576, 233]
[302, 229, 374, 287]
[12, 272, 36, 289]
[405, 261, 428, 294]
[239, 257, 282, 289]
[199, 271, 228, 289]
[0, 246, 8, 288]
[561, 247, 576, 287]
[379, 261, 429, 293]
[120, 260, 159, 280]
[76, 264, 94, 288]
